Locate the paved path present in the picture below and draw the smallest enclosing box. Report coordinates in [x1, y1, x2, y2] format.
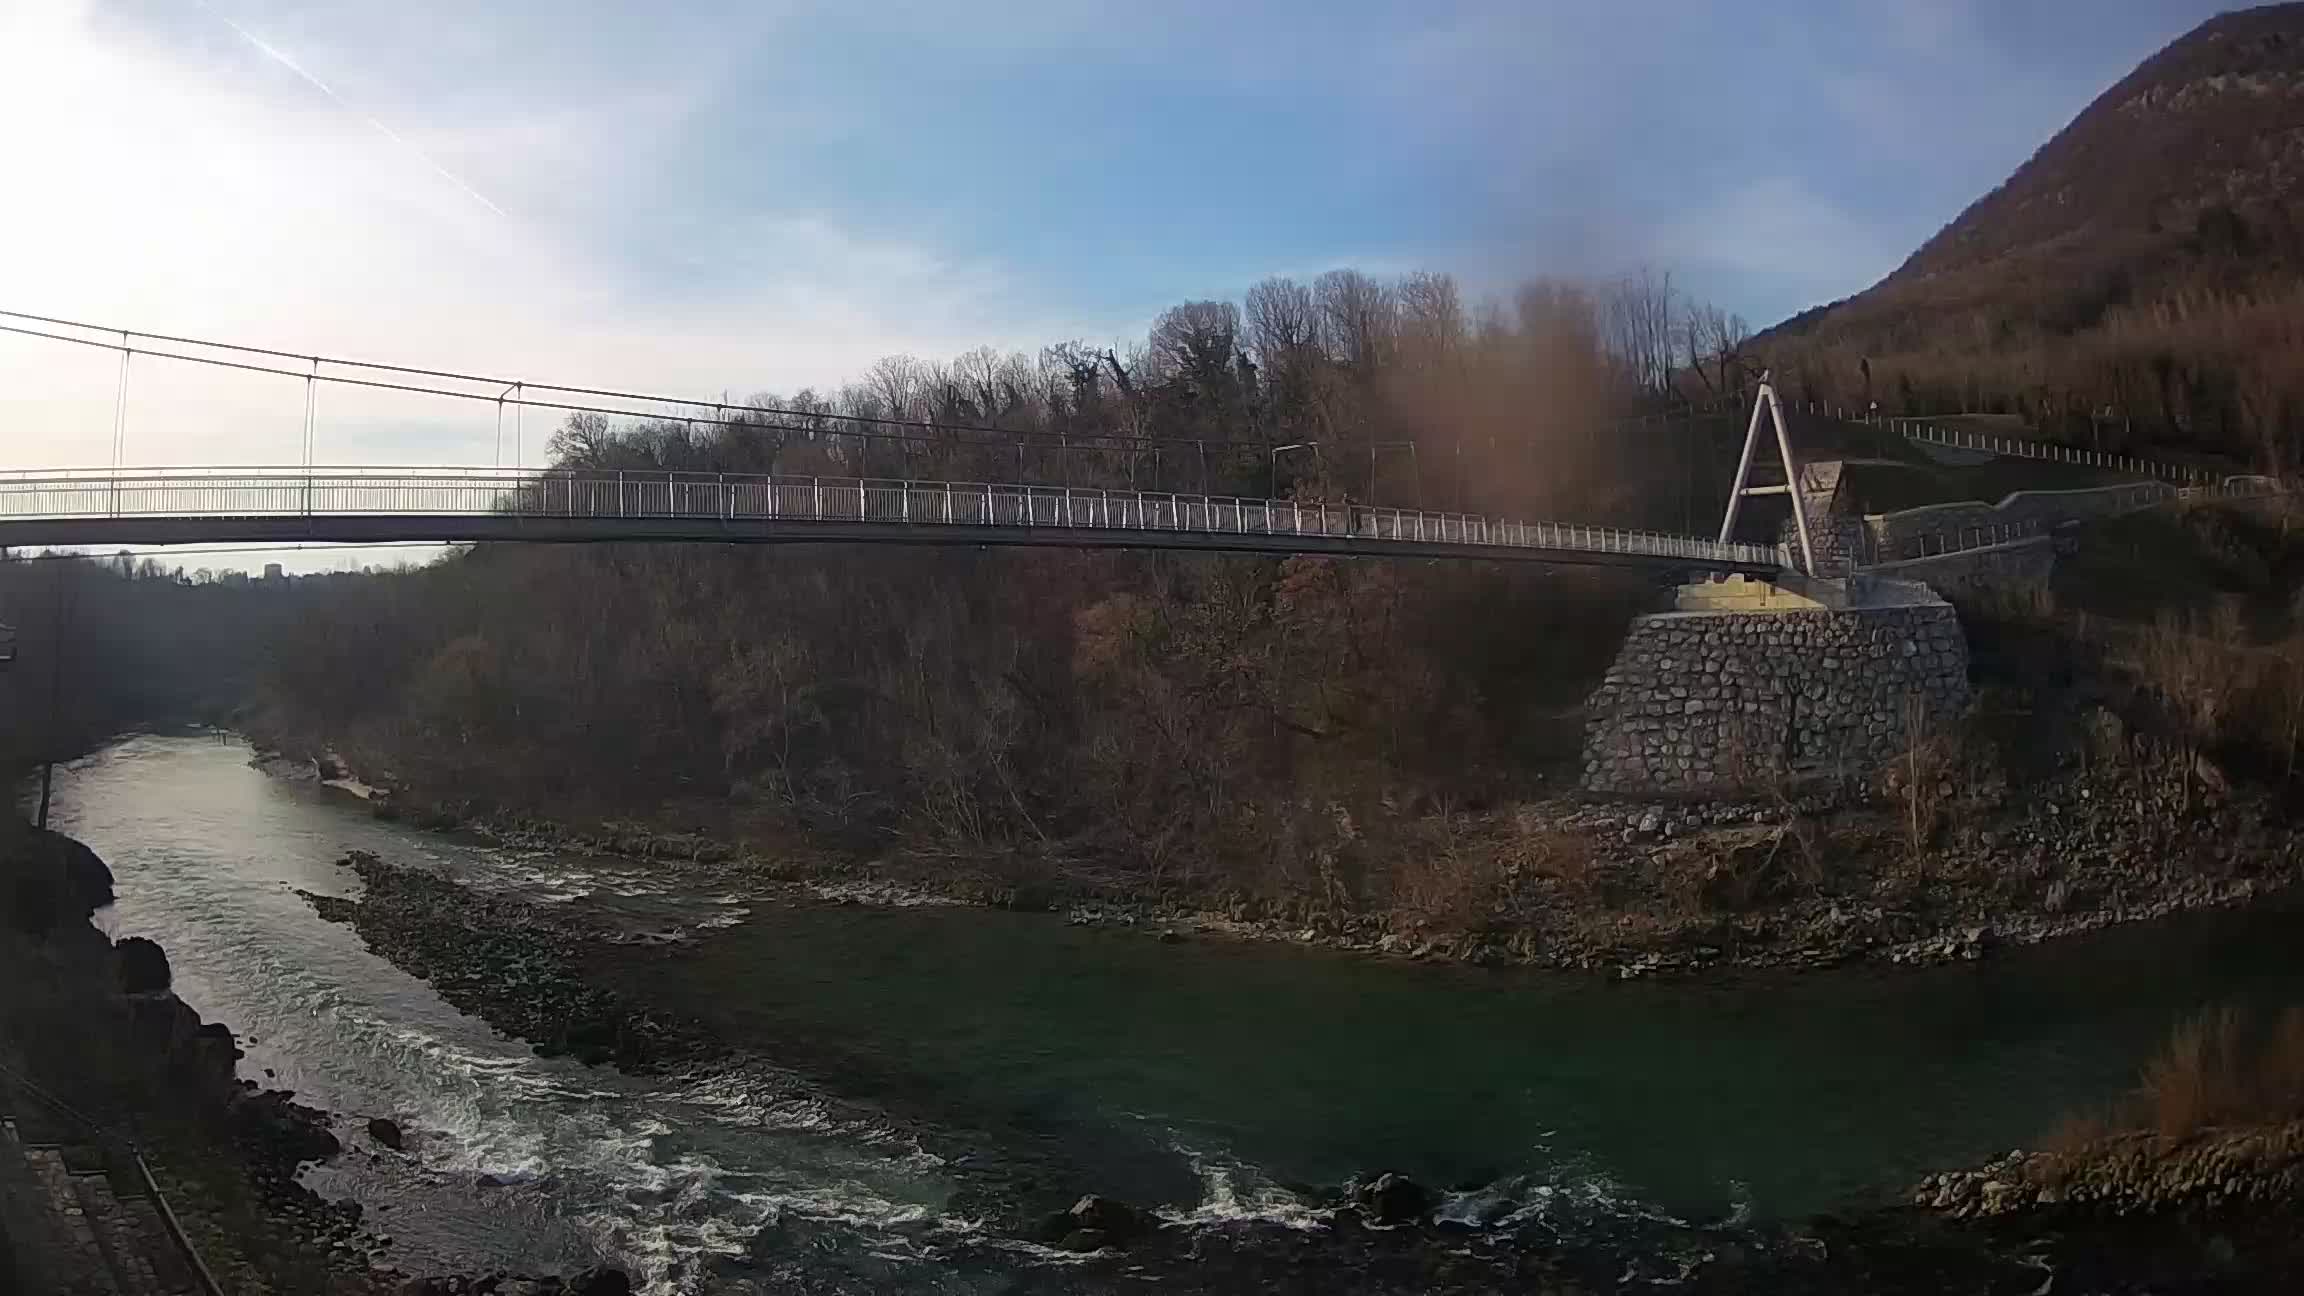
[0, 1075, 201, 1295]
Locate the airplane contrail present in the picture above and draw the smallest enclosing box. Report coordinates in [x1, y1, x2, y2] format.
[189, 0, 510, 220]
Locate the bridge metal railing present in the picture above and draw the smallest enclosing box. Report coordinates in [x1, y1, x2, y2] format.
[1852, 475, 2287, 568]
[1855, 519, 2049, 567]
[0, 467, 1788, 568]
[1835, 412, 2209, 483]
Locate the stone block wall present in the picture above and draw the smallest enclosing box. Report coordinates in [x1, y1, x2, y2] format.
[1781, 513, 1864, 578]
[1582, 602, 1970, 796]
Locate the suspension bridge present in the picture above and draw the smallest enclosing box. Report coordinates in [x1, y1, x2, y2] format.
[0, 310, 2202, 575]
[0, 468, 1786, 571]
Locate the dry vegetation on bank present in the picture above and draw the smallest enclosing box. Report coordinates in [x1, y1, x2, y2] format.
[1921, 1003, 2304, 1231]
[2055, 1006, 2304, 1149]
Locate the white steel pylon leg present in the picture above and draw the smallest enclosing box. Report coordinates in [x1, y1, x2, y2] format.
[1716, 374, 1816, 575]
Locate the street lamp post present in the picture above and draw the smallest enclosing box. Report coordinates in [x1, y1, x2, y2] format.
[1369, 441, 1422, 510]
[1272, 442, 1319, 496]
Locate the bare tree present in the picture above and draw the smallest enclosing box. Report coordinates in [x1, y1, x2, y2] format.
[1245, 277, 1318, 365]
[1315, 269, 1397, 376]
[1245, 277, 1325, 433]
[1397, 271, 1467, 369]
[1043, 342, 1108, 418]
[948, 347, 1013, 423]
[1514, 279, 1602, 356]
[1149, 300, 1244, 391]
[1602, 267, 1677, 396]
[864, 355, 931, 425]
[1679, 302, 1753, 397]
[547, 412, 617, 467]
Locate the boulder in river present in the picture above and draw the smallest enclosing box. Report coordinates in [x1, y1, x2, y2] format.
[1046, 1194, 1149, 1249]
[1352, 1171, 1432, 1227]
[567, 1266, 633, 1295]
[116, 935, 172, 994]
[368, 1117, 406, 1151]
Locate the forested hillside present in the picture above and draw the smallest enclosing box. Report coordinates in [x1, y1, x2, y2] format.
[0, 556, 297, 781]
[1757, 4, 2304, 467]
[252, 267, 1721, 916]
[526, 266, 1742, 533]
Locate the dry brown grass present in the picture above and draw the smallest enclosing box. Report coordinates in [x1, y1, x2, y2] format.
[2128, 605, 2248, 749]
[1650, 821, 1824, 917]
[1389, 839, 1505, 934]
[1962, 527, 2304, 788]
[1386, 812, 1598, 934]
[2146, 1005, 2258, 1138]
[2050, 1004, 2304, 1150]
[2094, 601, 2304, 793]
[1502, 813, 1600, 891]
[1874, 696, 2002, 861]
[1960, 581, 2063, 629]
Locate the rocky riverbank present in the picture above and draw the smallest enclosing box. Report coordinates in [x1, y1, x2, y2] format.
[1916, 1123, 2304, 1221]
[0, 818, 368, 1290]
[1908, 1125, 2304, 1289]
[0, 818, 631, 1296]
[223, 819, 2304, 1292]
[313, 741, 2303, 982]
[292, 849, 1171, 1239]
[301, 851, 723, 1074]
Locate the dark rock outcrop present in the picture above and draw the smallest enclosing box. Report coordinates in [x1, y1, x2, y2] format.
[50, 830, 117, 913]
[234, 1089, 342, 1170]
[116, 935, 171, 993]
[7, 822, 651, 1296]
[1352, 1172, 1432, 1227]
[1, 824, 114, 937]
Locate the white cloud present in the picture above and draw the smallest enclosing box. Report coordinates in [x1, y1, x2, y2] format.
[1881, 0, 1984, 56]
[1654, 176, 1900, 305]
[0, 0, 1052, 477]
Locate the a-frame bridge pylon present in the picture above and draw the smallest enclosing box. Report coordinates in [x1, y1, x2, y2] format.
[1716, 373, 1815, 576]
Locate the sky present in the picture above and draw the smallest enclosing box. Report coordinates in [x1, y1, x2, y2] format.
[0, 0, 2250, 565]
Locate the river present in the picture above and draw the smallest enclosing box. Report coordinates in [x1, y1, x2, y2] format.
[43, 732, 2304, 1291]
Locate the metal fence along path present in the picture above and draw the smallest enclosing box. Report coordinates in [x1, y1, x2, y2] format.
[0, 467, 1789, 571]
[1887, 418, 2203, 482]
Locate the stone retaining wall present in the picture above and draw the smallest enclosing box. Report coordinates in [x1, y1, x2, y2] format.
[1864, 535, 2056, 603]
[1862, 482, 2172, 562]
[1582, 600, 1969, 796]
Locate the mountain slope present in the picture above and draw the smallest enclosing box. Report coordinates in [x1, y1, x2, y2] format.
[1758, 4, 2304, 465]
